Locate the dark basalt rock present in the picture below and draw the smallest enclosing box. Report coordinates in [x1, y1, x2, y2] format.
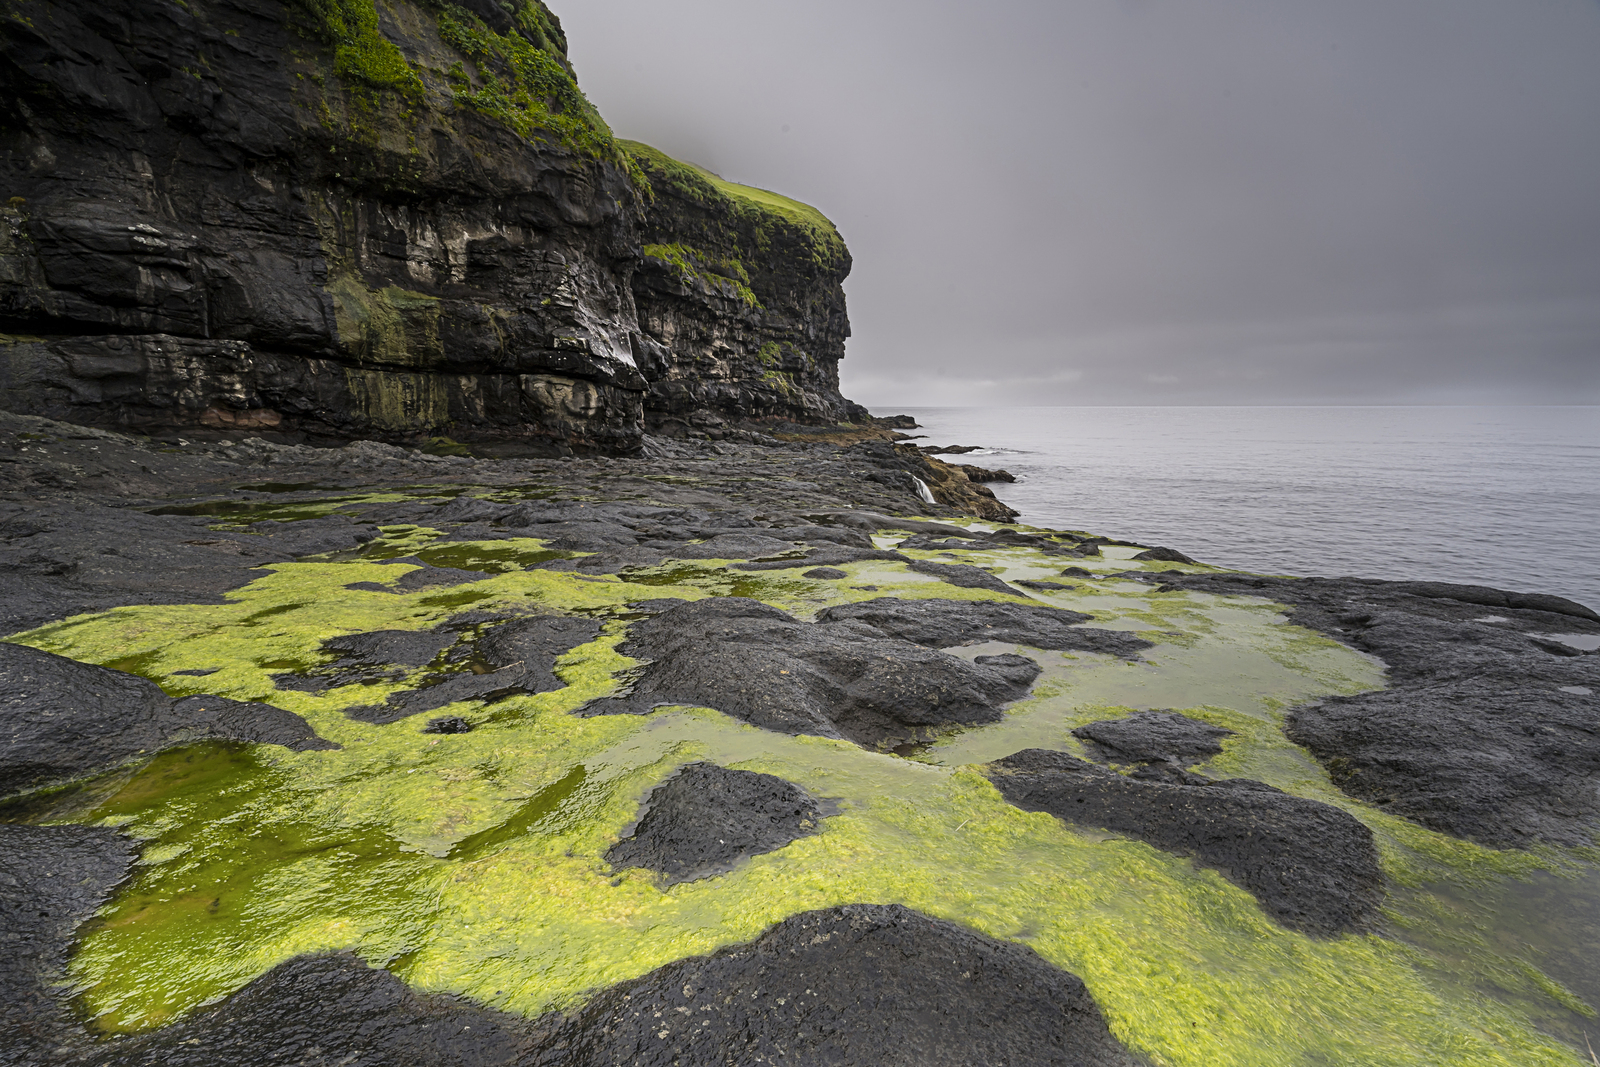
[476, 615, 602, 672]
[987, 749, 1384, 936]
[580, 597, 1041, 749]
[529, 903, 1140, 1067]
[28, 907, 1138, 1067]
[341, 616, 599, 725]
[731, 543, 909, 570]
[906, 558, 1021, 596]
[606, 762, 825, 885]
[0, 823, 137, 1067]
[817, 597, 1153, 660]
[69, 953, 530, 1067]
[1132, 546, 1198, 565]
[1286, 686, 1600, 848]
[1159, 572, 1600, 847]
[1073, 711, 1235, 766]
[1016, 579, 1074, 591]
[0, 642, 334, 797]
[951, 463, 1016, 483]
[801, 566, 849, 579]
[322, 629, 458, 668]
[0, 501, 380, 634]
[344, 556, 494, 594]
[423, 716, 474, 734]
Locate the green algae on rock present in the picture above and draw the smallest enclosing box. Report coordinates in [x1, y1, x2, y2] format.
[3, 524, 1595, 1066]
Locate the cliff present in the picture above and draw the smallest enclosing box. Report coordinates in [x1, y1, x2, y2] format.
[0, 0, 868, 453]
[622, 141, 866, 436]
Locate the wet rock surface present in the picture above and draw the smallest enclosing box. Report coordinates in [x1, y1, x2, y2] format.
[606, 762, 825, 885]
[987, 749, 1385, 936]
[528, 903, 1140, 1067]
[1160, 572, 1600, 847]
[1073, 711, 1235, 766]
[330, 615, 602, 725]
[0, 642, 334, 796]
[0, 824, 136, 1067]
[0, 500, 378, 634]
[68, 953, 532, 1067]
[817, 597, 1153, 659]
[12, 906, 1138, 1067]
[582, 597, 1042, 748]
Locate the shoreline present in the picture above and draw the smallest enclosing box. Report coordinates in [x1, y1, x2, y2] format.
[2, 410, 1599, 1066]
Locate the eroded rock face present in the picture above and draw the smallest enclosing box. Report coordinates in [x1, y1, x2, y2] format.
[817, 597, 1153, 660]
[607, 762, 825, 885]
[531, 903, 1141, 1067]
[581, 597, 1041, 749]
[1160, 572, 1600, 847]
[987, 749, 1385, 937]
[0, 0, 653, 452]
[0, 642, 334, 796]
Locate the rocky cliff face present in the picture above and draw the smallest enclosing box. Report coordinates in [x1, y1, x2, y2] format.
[622, 141, 866, 437]
[0, 0, 868, 453]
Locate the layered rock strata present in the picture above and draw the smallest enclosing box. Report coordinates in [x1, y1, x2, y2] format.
[0, 1, 873, 453]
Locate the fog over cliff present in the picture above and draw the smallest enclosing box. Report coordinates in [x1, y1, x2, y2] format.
[560, 0, 1600, 406]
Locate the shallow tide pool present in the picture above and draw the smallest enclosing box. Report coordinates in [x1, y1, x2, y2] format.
[6, 518, 1597, 1067]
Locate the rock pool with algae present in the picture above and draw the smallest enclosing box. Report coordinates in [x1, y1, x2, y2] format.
[6, 516, 1598, 1067]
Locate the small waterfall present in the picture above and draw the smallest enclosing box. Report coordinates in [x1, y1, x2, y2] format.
[912, 476, 937, 505]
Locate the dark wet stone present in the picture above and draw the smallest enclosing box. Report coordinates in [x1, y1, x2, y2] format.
[1161, 571, 1600, 847]
[1286, 687, 1600, 848]
[581, 597, 1040, 749]
[816, 597, 1152, 660]
[802, 566, 849, 579]
[323, 629, 457, 667]
[623, 598, 692, 614]
[645, 532, 800, 560]
[344, 664, 544, 725]
[730, 544, 908, 571]
[423, 716, 474, 734]
[896, 532, 985, 552]
[476, 616, 603, 672]
[341, 616, 600, 725]
[1132, 546, 1198, 564]
[1016, 579, 1073, 590]
[1073, 711, 1235, 766]
[987, 749, 1383, 936]
[767, 525, 874, 549]
[1062, 566, 1096, 577]
[246, 515, 381, 556]
[379, 557, 494, 591]
[0, 824, 136, 1067]
[0, 643, 334, 797]
[607, 762, 825, 885]
[906, 558, 1020, 596]
[71, 953, 529, 1067]
[529, 903, 1140, 1067]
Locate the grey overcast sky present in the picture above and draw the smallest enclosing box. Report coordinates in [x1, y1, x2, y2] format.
[556, 0, 1600, 406]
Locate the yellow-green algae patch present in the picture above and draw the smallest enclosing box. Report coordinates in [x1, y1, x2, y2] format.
[3, 537, 1594, 1065]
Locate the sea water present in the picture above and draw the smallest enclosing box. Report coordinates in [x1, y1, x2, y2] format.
[899, 406, 1600, 613]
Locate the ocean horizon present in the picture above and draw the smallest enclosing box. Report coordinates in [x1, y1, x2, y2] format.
[894, 405, 1600, 615]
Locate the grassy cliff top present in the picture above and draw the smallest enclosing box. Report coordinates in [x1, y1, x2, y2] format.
[620, 140, 848, 274]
